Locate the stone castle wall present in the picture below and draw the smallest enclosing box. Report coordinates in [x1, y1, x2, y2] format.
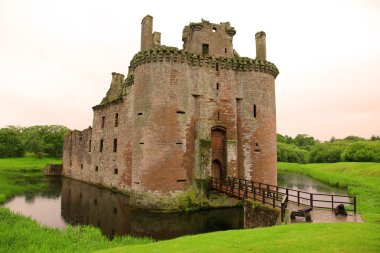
[62, 16, 279, 200]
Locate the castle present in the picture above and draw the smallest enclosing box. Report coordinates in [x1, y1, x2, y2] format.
[62, 15, 279, 199]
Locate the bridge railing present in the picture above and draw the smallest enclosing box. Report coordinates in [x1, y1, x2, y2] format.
[210, 176, 289, 222]
[211, 176, 356, 213]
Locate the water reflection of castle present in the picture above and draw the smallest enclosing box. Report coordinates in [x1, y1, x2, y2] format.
[60, 178, 243, 239]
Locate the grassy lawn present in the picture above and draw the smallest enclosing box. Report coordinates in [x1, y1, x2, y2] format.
[0, 156, 153, 252]
[1, 158, 380, 252]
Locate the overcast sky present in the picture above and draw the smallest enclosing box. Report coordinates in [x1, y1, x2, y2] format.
[1, 0, 379, 140]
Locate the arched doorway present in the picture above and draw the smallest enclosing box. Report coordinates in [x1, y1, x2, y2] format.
[211, 127, 226, 182]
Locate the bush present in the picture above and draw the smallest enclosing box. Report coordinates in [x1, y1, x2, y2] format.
[341, 141, 380, 162]
[0, 128, 25, 158]
[309, 141, 349, 163]
[277, 142, 309, 163]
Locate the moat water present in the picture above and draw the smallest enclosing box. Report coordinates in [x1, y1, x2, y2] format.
[4, 172, 348, 239]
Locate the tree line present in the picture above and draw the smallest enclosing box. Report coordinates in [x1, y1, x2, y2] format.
[277, 133, 380, 163]
[0, 125, 70, 158]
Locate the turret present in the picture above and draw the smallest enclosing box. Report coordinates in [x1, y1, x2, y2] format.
[141, 15, 153, 50]
[255, 31, 266, 61]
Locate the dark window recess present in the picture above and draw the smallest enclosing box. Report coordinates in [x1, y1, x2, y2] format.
[100, 139, 104, 152]
[256, 143, 259, 146]
[89, 140, 92, 152]
[176, 110, 185, 114]
[113, 139, 117, 152]
[81, 164, 83, 169]
[79, 135, 82, 141]
[79, 193, 82, 199]
[177, 179, 186, 182]
[94, 199, 97, 205]
[225, 48, 227, 53]
[101, 116, 105, 128]
[69, 160, 72, 166]
[253, 104, 257, 118]
[254, 148, 261, 152]
[212, 27, 217, 32]
[176, 142, 183, 145]
[139, 142, 144, 144]
[202, 43, 209, 55]
[114, 169, 118, 175]
[115, 113, 119, 127]
[138, 112, 143, 115]
[95, 166, 99, 172]
[134, 182, 140, 184]
[216, 63, 219, 71]
[217, 112, 220, 121]
[113, 207, 118, 214]
[216, 83, 220, 90]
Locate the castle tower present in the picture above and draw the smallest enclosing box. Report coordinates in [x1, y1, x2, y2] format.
[255, 31, 266, 61]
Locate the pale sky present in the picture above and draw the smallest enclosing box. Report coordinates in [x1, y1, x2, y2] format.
[1, 0, 379, 140]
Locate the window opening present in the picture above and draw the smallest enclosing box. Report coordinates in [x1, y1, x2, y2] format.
[216, 83, 220, 90]
[89, 140, 92, 152]
[100, 139, 104, 152]
[114, 169, 118, 174]
[217, 112, 220, 121]
[114, 113, 119, 127]
[216, 63, 219, 71]
[101, 116, 105, 128]
[95, 166, 98, 172]
[202, 43, 209, 55]
[253, 104, 257, 118]
[113, 139, 117, 152]
[212, 27, 217, 32]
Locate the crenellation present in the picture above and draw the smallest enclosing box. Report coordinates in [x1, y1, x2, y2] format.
[63, 16, 279, 209]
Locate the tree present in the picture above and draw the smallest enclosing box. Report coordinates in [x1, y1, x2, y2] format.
[293, 134, 318, 151]
[0, 128, 25, 158]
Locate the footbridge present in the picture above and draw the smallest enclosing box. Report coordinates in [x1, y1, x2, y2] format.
[210, 176, 357, 222]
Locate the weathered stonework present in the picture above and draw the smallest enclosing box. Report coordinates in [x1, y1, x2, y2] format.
[63, 15, 279, 208]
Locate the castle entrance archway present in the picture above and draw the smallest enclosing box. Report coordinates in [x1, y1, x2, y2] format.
[211, 127, 226, 182]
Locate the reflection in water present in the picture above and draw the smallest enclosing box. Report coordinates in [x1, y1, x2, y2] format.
[61, 178, 243, 239]
[278, 171, 347, 195]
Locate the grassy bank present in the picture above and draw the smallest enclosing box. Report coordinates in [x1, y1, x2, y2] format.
[97, 222, 380, 253]
[0, 156, 153, 252]
[278, 162, 380, 223]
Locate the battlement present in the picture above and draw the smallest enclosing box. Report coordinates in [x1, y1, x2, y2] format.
[127, 46, 279, 78]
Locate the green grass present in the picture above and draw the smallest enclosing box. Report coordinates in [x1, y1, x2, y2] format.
[0, 156, 153, 252]
[277, 162, 380, 223]
[96, 223, 380, 253]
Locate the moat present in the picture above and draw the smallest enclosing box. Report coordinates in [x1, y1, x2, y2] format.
[4, 172, 348, 240]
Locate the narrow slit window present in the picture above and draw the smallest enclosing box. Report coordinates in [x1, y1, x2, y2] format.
[114, 169, 118, 174]
[113, 139, 117, 152]
[216, 63, 219, 71]
[95, 166, 99, 172]
[202, 43, 209, 55]
[81, 164, 83, 169]
[225, 48, 227, 53]
[177, 179, 186, 182]
[253, 104, 257, 118]
[101, 116, 105, 128]
[176, 110, 185, 114]
[114, 113, 119, 127]
[138, 112, 143, 116]
[217, 112, 220, 121]
[100, 139, 104, 152]
[89, 140, 92, 152]
[216, 83, 220, 90]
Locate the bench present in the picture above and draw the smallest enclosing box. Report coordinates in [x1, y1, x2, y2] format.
[290, 206, 313, 221]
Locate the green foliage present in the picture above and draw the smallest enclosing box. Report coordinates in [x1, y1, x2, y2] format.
[0, 128, 25, 158]
[341, 141, 380, 162]
[309, 141, 349, 163]
[277, 142, 308, 163]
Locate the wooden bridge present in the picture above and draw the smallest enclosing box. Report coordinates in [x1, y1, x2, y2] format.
[210, 176, 357, 222]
